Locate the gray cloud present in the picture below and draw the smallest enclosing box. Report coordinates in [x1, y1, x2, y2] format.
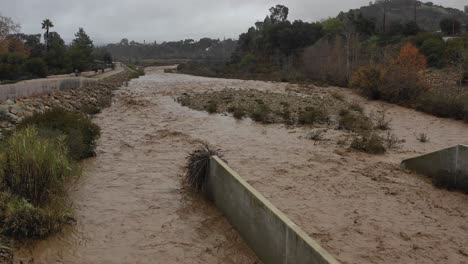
[1, 0, 466, 44]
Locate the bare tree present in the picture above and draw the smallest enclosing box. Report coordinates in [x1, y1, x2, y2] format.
[0, 14, 20, 40]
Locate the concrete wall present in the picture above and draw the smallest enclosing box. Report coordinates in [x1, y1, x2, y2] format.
[401, 145, 468, 183]
[208, 156, 340, 264]
[0, 65, 124, 102]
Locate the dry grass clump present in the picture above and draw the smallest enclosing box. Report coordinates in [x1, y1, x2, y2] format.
[417, 133, 429, 143]
[184, 143, 223, 194]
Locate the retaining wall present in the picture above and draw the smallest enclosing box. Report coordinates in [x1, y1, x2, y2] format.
[208, 156, 340, 264]
[0, 65, 124, 102]
[401, 145, 468, 183]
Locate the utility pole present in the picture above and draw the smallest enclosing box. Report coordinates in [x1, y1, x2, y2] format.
[453, 17, 456, 35]
[414, 0, 417, 22]
[382, 0, 388, 33]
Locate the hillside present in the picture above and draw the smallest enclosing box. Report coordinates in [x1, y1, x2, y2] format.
[350, 0, 468, 32]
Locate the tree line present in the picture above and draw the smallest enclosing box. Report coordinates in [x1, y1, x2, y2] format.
[0, 15, 112, 83]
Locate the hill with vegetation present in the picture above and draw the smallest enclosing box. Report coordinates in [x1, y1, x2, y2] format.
[351, 0, 468, 33]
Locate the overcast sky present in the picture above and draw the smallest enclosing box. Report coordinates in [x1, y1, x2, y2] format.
[1, 0, 466, 44]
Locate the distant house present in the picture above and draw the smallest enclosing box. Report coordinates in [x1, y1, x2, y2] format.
[443, 36, 460, 42]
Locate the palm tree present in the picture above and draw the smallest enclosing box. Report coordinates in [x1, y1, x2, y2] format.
[42, 19, 54, 52]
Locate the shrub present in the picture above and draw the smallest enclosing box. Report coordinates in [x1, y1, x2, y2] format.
[378, 64, 427, 103]
[206, 101, 218, 114]
[298, 106, 328, 124]
[338, 108, 373, 132]
[23, 58, 48, 78]
[184, 143, 222, 194]
[350, 132, 387, 154]
[373, 110, 392, 130]
[229, 106, 245, 120]
[17, 109, 101, 160]
[417, 133, 429, 143]
[250, 104, 272, 123]
[306, 129, 326, 141]
[127, 64, 145, 79]
[416, 92, 466, 120]
[0, 192, 71, 238]
[0, 127, 78, 206]
[385, 132, 404, 149]
[420, 38, 446, 67]
[350, 65, 383, 100]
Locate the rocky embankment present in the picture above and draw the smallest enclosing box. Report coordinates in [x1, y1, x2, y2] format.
[0, 68, 132, 136]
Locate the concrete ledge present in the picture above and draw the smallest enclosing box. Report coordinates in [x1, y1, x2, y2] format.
[401, 145, 468, 184]
[208, 156, 340, 264]
[0, 64, 124, 102]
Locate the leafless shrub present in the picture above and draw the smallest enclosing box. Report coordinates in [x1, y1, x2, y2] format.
[385, 132, 404, 149]
[373, 110, 392, 130]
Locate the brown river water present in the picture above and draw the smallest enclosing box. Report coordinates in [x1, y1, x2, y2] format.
[15, 67, 468, 264]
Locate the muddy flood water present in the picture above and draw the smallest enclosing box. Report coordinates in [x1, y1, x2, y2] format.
[16, 67, 468, 264]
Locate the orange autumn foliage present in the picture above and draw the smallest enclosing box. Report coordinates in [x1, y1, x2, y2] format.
[394, 43, 427, 72]
[0, 36, 30, 57]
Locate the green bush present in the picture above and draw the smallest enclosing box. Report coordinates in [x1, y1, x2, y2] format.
[0, 192, 70, 238]
[420, 38, 445, 67]
[206, 101, 218, 114]
[250, 104, 272, 123]
[0, 127, 78, 206]
[298, 106, 328, 124]
[23, 58, 48, 78]
[17, 109, 101, 160]
[416, 92, 467, 120]
[127, 64, 145, 79]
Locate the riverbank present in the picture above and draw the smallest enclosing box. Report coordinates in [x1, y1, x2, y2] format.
[0, 65, 132, 135]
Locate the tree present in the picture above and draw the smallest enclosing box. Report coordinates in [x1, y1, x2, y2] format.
[68, 28, 94, 71]
[322, 18, 344, 35]
[15, 33, 44, 58]
[41, 19, 54, 52]
[269, 5, 289, 23]
[46, 32, 67, 71]
[120, 38, 129, 45]
[440, 18, 461, 36]
[395, 43, 427, 71]
[0, 14, 20, 40]
[420, 38, 445, 67]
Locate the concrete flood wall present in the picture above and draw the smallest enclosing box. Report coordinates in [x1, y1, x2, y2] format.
[401, 145, 468, 184]
[0, 65, 124, 102]
[208, 156, 340, 264]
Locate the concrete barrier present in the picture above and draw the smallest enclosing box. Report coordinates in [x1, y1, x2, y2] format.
[401, 145, 468, 184]
[0, 65, 124, 102]
[208, 156, 340, 264]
